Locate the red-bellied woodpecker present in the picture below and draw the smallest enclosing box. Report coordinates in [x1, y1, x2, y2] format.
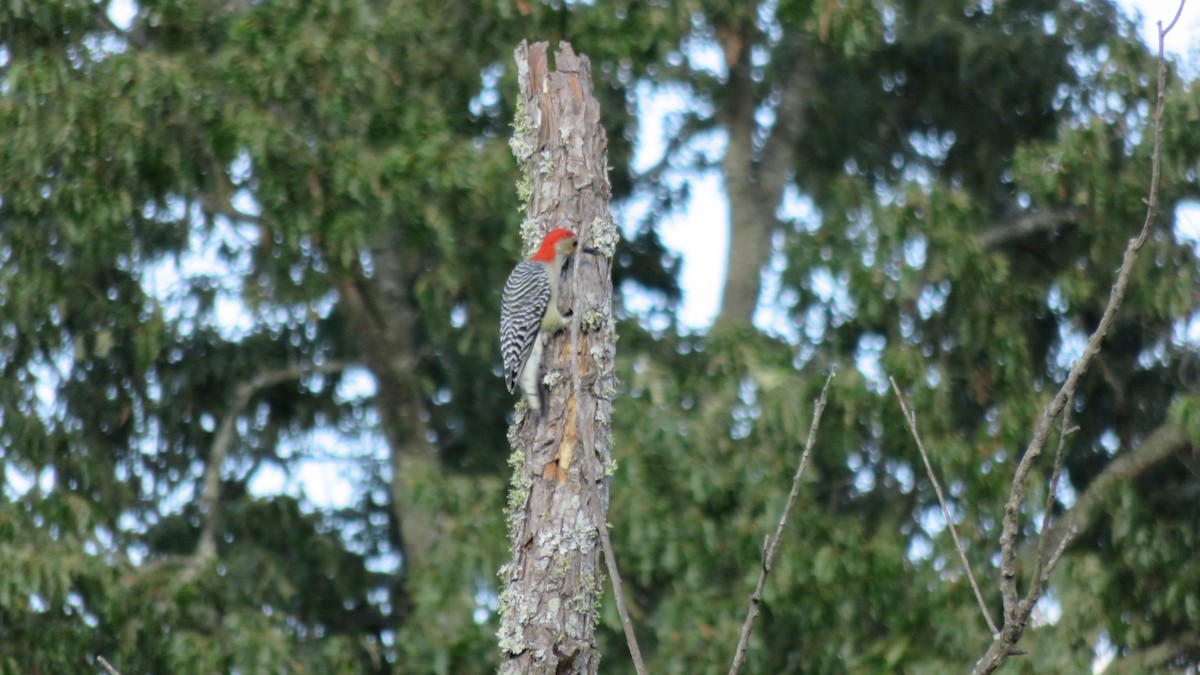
[500, 228, 581, 416]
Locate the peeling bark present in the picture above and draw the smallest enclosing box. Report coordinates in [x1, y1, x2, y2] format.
[498, 41, 620, 675]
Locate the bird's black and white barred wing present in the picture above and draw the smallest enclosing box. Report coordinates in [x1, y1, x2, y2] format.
[500, 260, 551, 393]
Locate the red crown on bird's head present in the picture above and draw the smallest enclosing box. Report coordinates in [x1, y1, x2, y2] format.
[530, 228, 578, 261]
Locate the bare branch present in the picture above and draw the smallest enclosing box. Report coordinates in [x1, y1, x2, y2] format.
[889, 377, 998, 637]
[978, 208, 1081, 249]
[1163, 0, 1186, 36]
[598, 519, 646, 674]
[1029, 403, 1076, 597]
[729, 368, 836, 675]
[96, 656, 123, 675]
[1105, 633, 1200, 673]
[974, 4, 1184, 671]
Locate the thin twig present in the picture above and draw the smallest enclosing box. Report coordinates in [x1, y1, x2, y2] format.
[889, 377, 998, 637]
[1034, 423, 1187, 567]
[569, 224, 646, 674]
[598, 519, 647, 674]
[974, 4, 1183, 672]
[96, 656, 123, 675]
[729, 368, 836, 675]
[1030, 403, 1076, 596]
[583, 374, 648, 667]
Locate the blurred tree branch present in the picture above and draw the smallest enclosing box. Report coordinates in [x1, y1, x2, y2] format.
[1033, 422, 1190, 564]
[183, 360, 352, 582]
[1105, 633, 1200, 673]
[978, 208, 1081, 249]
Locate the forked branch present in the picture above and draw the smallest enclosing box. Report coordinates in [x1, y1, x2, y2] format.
[972, 5, 1184, 672]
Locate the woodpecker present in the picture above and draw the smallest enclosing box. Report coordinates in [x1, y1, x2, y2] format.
[500, 227, 581, 416]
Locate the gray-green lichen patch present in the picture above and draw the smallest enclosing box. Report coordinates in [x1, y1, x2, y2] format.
[496, 578, 537, 654]
[537, 149, 555, 175]
[579, 306, 606, 333]
[515, 174, 532, 212]
[589, 216, 620, 257]
[591, 376, 618, 401]
[565, 508, 597, 556]
[506, 418, 521, 448]
[519, 218, 546, 256]
[509, 94, 537, 165]
[511, 93, 539, 222]
[588, 341, 611, 365]
[542, 370, 564, 389]
[564, 571, 603, 636]
[603, 457, 619, 477]
[564, 611, 584, 640]
[543, 597, 561, 626]
[505, 443, 532, 542]
[550, 553, 571, 582]
[496, 562, 525, 654]
[538, 180, 559, 208]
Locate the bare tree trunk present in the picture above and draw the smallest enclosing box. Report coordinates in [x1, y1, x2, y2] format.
[497, 41, 620, 675]
[335, 228, 440, 627]
[715, 26, 814, 328]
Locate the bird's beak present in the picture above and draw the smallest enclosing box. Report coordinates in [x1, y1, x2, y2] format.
[581, 246, 602, 255]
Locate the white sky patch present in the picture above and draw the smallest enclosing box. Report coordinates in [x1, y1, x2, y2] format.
[109, 0, 138, 30]
[1123, 0, 1199, 73]
[1093, 632, 1117, 673]
[248, 428, 385, 509]
[663, 172, 727, 328]
[1031, 588, 1064, 628]
[625, 84, 729, 329]
[140, 213, 259, 339]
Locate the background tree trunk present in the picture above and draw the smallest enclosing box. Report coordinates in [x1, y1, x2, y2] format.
[714, 26, 814, 328]
[497, 41, 620, 675]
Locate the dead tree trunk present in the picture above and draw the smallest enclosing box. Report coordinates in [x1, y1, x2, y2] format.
[497, 41, 620, 675]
